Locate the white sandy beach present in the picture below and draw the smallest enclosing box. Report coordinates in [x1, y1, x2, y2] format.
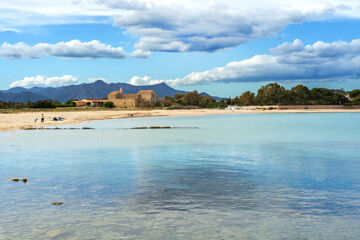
[1, 108, 360, 132]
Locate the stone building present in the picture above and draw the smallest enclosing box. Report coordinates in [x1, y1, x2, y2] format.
[74, 99, 108, 107]
[108, 88, 158, 108]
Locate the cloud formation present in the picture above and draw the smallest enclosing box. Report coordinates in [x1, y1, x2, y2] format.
[1, 1, 360, 53]
[113, 1, 360, 52]
[128, 39, 360, 86]
[129, 75, 153, 85]
[129, 49, 151, 58]
[0, 40, 127, 59]
[10, 75, 78, 88]
[94, 0, 148, 10]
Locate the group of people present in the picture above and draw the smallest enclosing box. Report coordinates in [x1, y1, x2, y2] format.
[52, 116, 63, 121]
[34, 114, 63, 123]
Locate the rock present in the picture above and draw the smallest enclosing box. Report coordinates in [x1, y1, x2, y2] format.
[149, 126, 161, 129]
[82, 127, 94, 130]
[10, 178, 20, 182]
[22, 127, 38, 130]
[22, 178, 27, 183]
[131, 127, 148, 129]
[46, 230, 63, 238]
[52, 202, 64, 206]
[160, 126, 171, 128]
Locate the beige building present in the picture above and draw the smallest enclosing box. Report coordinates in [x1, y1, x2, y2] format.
[74, 99, 108, 107]
[108, 88, 158, 108]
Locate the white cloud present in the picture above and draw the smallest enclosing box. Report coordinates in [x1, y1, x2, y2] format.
[113, 0, 360, 52]
[94, 0, 149, 10]
[128, 39, 360, 86]
[129, 75, 154, 85]
[10, 75, 78, 88]
[129, 49, 151, 58]
[0, 27, 20, 33]
[0, 40, 127, 59]
[1, 1, 360, 53]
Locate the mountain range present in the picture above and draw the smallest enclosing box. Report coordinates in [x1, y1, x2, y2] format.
[0, 80, 222, 103]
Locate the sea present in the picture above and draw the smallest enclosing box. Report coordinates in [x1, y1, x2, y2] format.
[1, 113, 360, 239]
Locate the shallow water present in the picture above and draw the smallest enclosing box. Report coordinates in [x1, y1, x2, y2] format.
[1, 113, 360, 239]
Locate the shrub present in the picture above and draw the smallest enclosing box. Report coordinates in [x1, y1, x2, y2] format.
[30, 100, 55, 108]
[103, 101, 115, 108]
[167, 104, 183, 110]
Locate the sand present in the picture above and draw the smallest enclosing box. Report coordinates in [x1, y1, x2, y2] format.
[1, 108, 360, 132]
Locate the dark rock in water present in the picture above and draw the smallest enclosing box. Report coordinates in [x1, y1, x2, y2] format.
[10, 178, 28, 183]
[160, 126, 171, 129]
[149, 126, 161, 129]
[131, 127, 148, 129]
[52, 202, 63, 206]
[82, 127, 94, 130]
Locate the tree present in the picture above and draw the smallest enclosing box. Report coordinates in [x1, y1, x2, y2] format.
[309, 88, 348, 105]
[290, 85, 310, 105]
[163, 96, 173, 107]
[349, 89, 360, 98]
[199, 97, 215, 108]
[351, 96, 360, 104]
[30, 100, 55, 108]
[65, 99, 78, 106]
[181, 91, 203, 106]
[239, 91, 255, 106]
[256, 83, 289, 105]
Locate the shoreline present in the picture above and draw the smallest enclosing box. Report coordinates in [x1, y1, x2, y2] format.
[1, 108, 360, 132]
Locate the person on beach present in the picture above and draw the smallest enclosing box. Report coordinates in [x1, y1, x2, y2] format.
[34, 118, 38, 123]
[41, 114, 44, 123]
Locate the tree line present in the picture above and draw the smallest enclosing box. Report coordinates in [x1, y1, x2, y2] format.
[229, 83, 359, 106]
[163, 91, 227, 109]
[1, 83, 360, 109]
[0, 99, 76, 109]
[162, 83, 360, 108]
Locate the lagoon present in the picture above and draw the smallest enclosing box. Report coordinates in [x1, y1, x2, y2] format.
[1, 113, 360, 239]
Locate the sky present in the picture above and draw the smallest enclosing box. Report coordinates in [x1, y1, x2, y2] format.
[0, 0, 360, 97]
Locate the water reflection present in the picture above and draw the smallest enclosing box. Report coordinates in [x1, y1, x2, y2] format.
[1, 113, 360, 239]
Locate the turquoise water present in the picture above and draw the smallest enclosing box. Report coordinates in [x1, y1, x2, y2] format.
[1, 113, 360, 239]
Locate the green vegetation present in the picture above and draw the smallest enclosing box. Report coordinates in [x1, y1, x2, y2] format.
[229, 83, 351, 106]
[0, 99, 77, 109]
[0, 83, 359, 111]
[349, 89, 360, 98]
[164, 91, 226, 109]
[103, 101, 115, 108]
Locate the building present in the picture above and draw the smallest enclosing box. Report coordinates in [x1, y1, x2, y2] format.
[108, 88, 158, 108]
[74, 99, 108, 107]
[74, 88, 158, 108]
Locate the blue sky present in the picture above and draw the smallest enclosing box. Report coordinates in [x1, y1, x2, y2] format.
[0, 0, 360, 97]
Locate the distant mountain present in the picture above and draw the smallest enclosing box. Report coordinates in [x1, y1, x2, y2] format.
[0, 80, 223, 103]
[0, 91, 48, 103]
